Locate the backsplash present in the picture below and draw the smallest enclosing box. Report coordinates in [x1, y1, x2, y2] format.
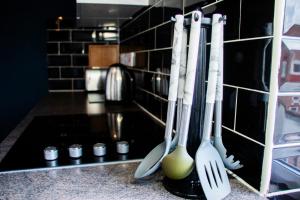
[47, 19, 118, 92]
[120, 0, 276, 194]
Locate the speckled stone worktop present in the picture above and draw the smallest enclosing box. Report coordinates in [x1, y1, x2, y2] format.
[0, 93, 267, 199]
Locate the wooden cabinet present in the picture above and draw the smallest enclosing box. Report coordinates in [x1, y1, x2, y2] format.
[88, 45, 119, 68]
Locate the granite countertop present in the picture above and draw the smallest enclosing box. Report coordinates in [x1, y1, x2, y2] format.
[0, 93, 267, 200]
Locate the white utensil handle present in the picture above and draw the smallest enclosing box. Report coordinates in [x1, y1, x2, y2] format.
[183, 11, 201, 105]
[177, 28, 187, 99]
[168, 15, 184, 101]
[215, 18, 224, 102]
[206, 14, 222, 104]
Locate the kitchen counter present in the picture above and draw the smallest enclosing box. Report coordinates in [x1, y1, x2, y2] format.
[0, 93, 267, 199]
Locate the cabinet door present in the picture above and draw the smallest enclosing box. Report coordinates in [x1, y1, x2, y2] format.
[88, 45, 119, 68]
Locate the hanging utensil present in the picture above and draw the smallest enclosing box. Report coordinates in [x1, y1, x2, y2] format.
[214, 18, 243, 170]
[195, 14, 231, 200]
[161, 11, 201, 180]
[170, 28, 188, 150]
[134, 15, 184, 179]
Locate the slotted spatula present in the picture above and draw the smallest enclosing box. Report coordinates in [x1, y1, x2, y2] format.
[195, 14, 231, 200]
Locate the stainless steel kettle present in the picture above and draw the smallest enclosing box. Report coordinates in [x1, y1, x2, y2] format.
[105, 64, 134, 102]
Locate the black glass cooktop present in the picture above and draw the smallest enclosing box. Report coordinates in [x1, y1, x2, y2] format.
[0, 111, 164, 172]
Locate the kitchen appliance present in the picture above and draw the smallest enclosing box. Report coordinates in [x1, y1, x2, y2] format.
[0, 111, 165, 173]
[85, 69, 107, 92]
[105, 64, 134, 102]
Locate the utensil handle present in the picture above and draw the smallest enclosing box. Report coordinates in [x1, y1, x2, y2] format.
[168, 15, 184, 101]
[215, 17, 223, 138]
[177, 28, 187, 99]
[183, 11, 201, 105]
[202, 14, 222, 141]
[215, 19, 223, 102]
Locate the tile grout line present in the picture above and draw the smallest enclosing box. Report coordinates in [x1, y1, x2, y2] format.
[239, 0, 242, 39]
[120, 20, 171, 44]
[266, 188, 300, 197]
[223, 83, 269, 94]
[128, 67, 170, 76]
[137, 87, 168, 102]
[184, 0, 224, 16]
[233, 88, 238, 131]
[121, 0, 163, 31]
[222, 125, 265, 147]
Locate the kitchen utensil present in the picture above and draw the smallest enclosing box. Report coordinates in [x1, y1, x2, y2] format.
[170, 28, 188, 150]
[195, 14, 231, 200]
[105, 63, 134, 102]
[213, 18, 243, 170]
[134, 15, 184, 179]
[161, 11, 201, 180]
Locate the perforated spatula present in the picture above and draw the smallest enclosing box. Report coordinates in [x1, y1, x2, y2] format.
[195, 14, 231, 200]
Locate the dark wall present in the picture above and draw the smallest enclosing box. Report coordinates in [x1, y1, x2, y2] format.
[0, 0, 76, 142]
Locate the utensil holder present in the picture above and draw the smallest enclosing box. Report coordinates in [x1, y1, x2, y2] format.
[163, 17, 210, 199]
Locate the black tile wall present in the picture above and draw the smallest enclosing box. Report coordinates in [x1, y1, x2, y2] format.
[240, 0, 274, 38]
[150, 1, 163, 28]
[61, 68, 84, 78]
[47, 30, 70, 41]
[47, 25, 119, 91]
[135, 52, 148, 69]
[60, 43, 84, 54]
[48, 80, 72, 90]
[48, 55, 71, 66]
[222, 86, 236, 129]
[73, 79, 86, 90]
[223, 39, 272, 91]
[236, 90, 268, 143]
[72, 55, 88, 66]
[222, 128, 264, 190]
[47, 43, 58, 54]
[156, 22, 173, 48]
[48, 68, 60, 79]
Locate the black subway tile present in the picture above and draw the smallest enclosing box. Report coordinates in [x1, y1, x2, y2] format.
[236, 90, 269, 143]
[240, 0, 274, 38]
[47, 43, 58, 54]
[223, 39, 272, 91]
[48, 80, 72, 90]
[72, 55, 88, 66]
[73, 79, 85, 90]
[156, 22, 172, 48]
[184, 0, 215, 14]
[60, 43, 84, 54]
[47, 30, 70, 41]
[48, 55, 71, 66]
[149, 51, 163, 71]
[222, 128, 264, 190]
[135, 52, 148, 69]
[61, 67, 84, 78]
[72, 30, 95, 42]
[48, 68, 60, 78]
[222, 86, 236, 129]
[150, 1, 163, 28]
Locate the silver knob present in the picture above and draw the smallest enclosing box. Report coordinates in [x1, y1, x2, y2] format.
[44, 146, 58, 160]
[68, 144, 82, 158]
[93, 143, 106, 156]
[116, 141, 129, 154]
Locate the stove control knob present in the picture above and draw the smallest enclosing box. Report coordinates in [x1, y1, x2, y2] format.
[117, 141, 129, 154]
[44, 146, 58, 160]
[93, 143, 106, 156]
[68, 144, 82, 158]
